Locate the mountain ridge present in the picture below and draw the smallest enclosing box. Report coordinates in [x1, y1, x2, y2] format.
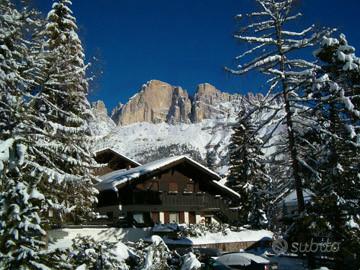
[107, 79, 244, 126]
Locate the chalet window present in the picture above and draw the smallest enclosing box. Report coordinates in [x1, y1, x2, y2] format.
[169, 212, 180, 223]
[184, 183, 194, 193]
[168, 182, 178, 193]
[144, 182, 152, 190]
[151, 181, 159, 191]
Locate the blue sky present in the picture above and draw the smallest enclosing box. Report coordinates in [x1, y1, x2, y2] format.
[33, 0, 360, 110]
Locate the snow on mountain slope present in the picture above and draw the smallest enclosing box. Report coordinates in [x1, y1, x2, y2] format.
[93, 118, 236, 175]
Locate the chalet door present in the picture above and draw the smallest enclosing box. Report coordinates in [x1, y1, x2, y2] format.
[151, 212, 160, 223]
[189, 211, 196, 224]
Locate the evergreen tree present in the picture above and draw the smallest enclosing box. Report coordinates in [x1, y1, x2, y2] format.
[0, 0, 28, 142]
[228, 108, 269, 228]
[0, 140, 49, 269]
[226, 0, 330, 223]
[307, 34, 360, 270]
[0, 2, 51, 268]
[136, 237, 172, 270]
[31, 0, 98, 224]
[69, 236, 129, 269]
[0, 0, 98, 266]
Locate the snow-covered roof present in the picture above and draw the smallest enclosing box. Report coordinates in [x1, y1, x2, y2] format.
[94, 147, 142, 167]
[96, 155, 223, 192]
[213, 180, 240, 199]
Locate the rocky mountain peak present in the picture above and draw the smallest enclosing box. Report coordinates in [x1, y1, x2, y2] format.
[90, 100, 116, 136]
[107, 80, 243, 126]
[111, 102, 124, 125]
[196, 83, 220, 96]
[192, 83, 240, 122]
[111, 79, 191, 126]
[92, 100, 109, 116]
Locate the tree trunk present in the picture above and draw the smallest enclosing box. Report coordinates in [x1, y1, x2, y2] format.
[282, 90, 305, 213]
[274, 19, 305, 214]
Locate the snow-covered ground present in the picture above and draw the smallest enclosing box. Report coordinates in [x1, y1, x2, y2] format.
[48, 227, 312, 269]
[48, 227, 152, 250]
[160, 229, 273, 246]
[49, 226, 272, 249]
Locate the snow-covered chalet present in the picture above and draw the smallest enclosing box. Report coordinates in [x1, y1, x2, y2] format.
[93, 148, 240, 226]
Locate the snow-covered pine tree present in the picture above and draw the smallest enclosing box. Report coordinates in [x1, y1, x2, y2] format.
[31, 0, 98, 224]
[0, 2, 53, 268]
[227, 106, 269, 228]
[69, 236, 130, 269]
[0, 140, 50, 269]
[226, 0, 330, 217]
[307, 34, 360, 269]
[137, 236, 172, 270]
[0, 0, 29, 143]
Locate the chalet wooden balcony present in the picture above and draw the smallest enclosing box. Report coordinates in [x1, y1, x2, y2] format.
[160, 192, 224, 209]
[97, 190, 239, 223]
[119, 191, 233, 213]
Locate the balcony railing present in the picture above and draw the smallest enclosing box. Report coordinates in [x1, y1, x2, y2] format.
[160, 192, 223, 209]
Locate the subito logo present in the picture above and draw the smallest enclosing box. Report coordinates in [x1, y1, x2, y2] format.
[272, 239, 288, 255]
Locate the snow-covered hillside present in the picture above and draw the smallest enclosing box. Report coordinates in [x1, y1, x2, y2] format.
[93, 118, 236, 176]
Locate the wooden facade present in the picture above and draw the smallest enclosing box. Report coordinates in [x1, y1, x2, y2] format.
[96, 156, 240, 226]
[93, 148, 141, 176]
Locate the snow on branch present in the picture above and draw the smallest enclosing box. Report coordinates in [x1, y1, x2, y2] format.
[227, 51, 279, 75]
[240, 20, 274, 33]
[235, 43, 267, 60]
[234, 35, 277, 44]
[281, 25, 315, 37]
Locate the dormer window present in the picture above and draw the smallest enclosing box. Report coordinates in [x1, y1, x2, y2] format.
[185, 183, 194, 193]
[151, 181, 159, 191]
[168, 182, 178, 194]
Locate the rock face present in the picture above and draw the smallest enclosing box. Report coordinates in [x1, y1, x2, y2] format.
[110, 80, 242, 126]
[192, 83, 239, 122]
[92, 100, 109, 118]
[112, 80, 192, 125]
[89, 100, 116, 136]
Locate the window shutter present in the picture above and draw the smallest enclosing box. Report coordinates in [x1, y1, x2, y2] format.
[179, 212, 185, 223]
[164, 211, 169, 223]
